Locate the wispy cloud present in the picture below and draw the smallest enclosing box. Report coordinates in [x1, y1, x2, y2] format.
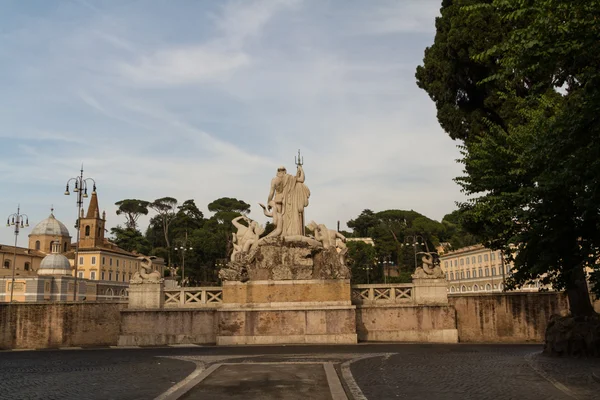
[0, 0, 465, 245]
[117, 46, 251, 85]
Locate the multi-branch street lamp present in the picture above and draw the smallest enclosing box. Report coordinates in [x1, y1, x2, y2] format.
[174, 231, 193, 287]
[64, 166, 96, 301]
[401, 235, 429, 272]
[379, 255, 392, 284]
[6, 206, 29, 302]
[360, 265, 374, 284]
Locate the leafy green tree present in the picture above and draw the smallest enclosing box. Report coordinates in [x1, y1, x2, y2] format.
[115, 199, 150, 231]
[207, 197, 250, 224]
[347, 241, 378, 284]
[418, 0, 600, 315]
[347, 209, 378, 237]
[441, 209, 481, 250]
[109, 226, 151, 254]
[149, 197, 178, 266]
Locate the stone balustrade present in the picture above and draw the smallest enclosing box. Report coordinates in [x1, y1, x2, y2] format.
[163, 287, 223, 308]
[351, 283, 413, 305]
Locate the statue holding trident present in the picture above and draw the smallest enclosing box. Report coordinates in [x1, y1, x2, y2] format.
[265, 150, 310, 237]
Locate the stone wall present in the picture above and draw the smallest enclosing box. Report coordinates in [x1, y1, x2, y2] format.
[356, 305, 458, 343]
[118, 309, 217, 346]
[450, 292, 569, 343]
[0, 302, 125, 349]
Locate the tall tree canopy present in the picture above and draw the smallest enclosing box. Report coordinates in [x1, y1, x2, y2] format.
[115, 199, 149, 231]
[417, 0, 600, 315]
[149, 197, 178, 266]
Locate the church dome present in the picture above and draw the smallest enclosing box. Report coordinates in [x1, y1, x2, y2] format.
[30, 212, 70, 237]
[37, 242, 72, 276]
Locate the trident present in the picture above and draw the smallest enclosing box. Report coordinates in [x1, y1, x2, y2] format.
[295, 149, 304, 167]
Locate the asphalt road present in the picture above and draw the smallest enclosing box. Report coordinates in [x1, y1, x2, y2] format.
[0, 344, 598, 400]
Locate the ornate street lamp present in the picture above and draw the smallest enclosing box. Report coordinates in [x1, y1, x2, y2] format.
[64, 166, 96, 301]
[379, 254, 392, 284]
[174, 231, 193, 287]
[6, 206, 29, 302]
[401, 235, 429, 272]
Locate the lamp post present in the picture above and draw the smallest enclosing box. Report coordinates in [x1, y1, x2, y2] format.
[360, 265, 373, 284]
[6, 206, 29, 302]
[380, 255, 392, 284]
[64, 166, 96, 301]
[401, 235, 429, 272]
[174, 231, 192, 287]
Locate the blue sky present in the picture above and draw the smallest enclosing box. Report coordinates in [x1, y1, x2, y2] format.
[0, 0, 465, 245]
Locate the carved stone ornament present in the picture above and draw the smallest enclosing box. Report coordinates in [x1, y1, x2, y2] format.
[130, 256, 164, 284]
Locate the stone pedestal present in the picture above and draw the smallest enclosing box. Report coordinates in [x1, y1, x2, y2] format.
[216, 279, 357, 345]
[128, 283, 164, 309]
[412, 278, 449, 305]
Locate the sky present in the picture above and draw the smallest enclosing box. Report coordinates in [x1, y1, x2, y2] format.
[0, 0, 466, 246]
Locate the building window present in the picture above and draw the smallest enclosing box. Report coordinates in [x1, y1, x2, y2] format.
[466, 270, 471, 279]
[472, 269, 476, 277]
[129, 273, 132, 280]
[445, 273, 448, 280]
[102, 257, 106, 265]
[473, 285, 479, 292]
[485, 284, 492, 291]
[3, 260, 10, 269]
[485, 268, 490, 277]
[450, 287, 455, 293]
[116, 273, 120, 281]
[444, 261, 448, 268]
[63, 242, 68, 252]
[500, 265, 504, 275]
[35, 240, 41, 250]
[79, 256, 84, 265]
[478, 268, 483, 277]
[450, 272, 454, 280]
[85, 225, 90, 236]
[461, 285, 466, 292]
[78, 271, 84, 278]
[109, 272, 113, 281]
[101, 271, 105, 280]
[492, 267, 497, 276]
[453, 260, 457, 267]
[123, 273, 126, 282]
[460, 258, 464, 266]
[109, 258, 113, 266]
[491, 253, 495, 261]
[91, 271, 96, 280]
[466, 257, 470, 265]
[460, 271, 465, 279]
[471, 256, 475, 263]
[24, 262, 30, 271]
[92, 256, 96, 265]
[478, 255, 482, 263]
[116, 259, 119, 267]
[484, 254, 489, 262]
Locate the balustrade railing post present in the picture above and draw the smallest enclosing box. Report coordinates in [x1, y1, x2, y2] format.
[201, 289, 207, 304]
[180, 288, 185, 306]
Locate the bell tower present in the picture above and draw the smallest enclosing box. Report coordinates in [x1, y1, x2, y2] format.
[78, 192, 105, 249]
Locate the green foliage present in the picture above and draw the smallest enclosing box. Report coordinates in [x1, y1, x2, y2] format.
[115, 199, 149, 231]
[347, 209, 378, 237]
[347, 209, 448, 273]
[418, 0, 600, 315]
[347, 241, 378, 284]
[109, 226, 151, 254]
[441, 209, 481, 249]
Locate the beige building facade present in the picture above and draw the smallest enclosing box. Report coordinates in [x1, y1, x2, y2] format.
[440, 244, 547, 294]
[0, 245, 44, 279]
[65, 192, 163, 283]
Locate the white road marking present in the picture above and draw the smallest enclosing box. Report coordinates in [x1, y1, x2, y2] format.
[324, 362, 349, 400]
